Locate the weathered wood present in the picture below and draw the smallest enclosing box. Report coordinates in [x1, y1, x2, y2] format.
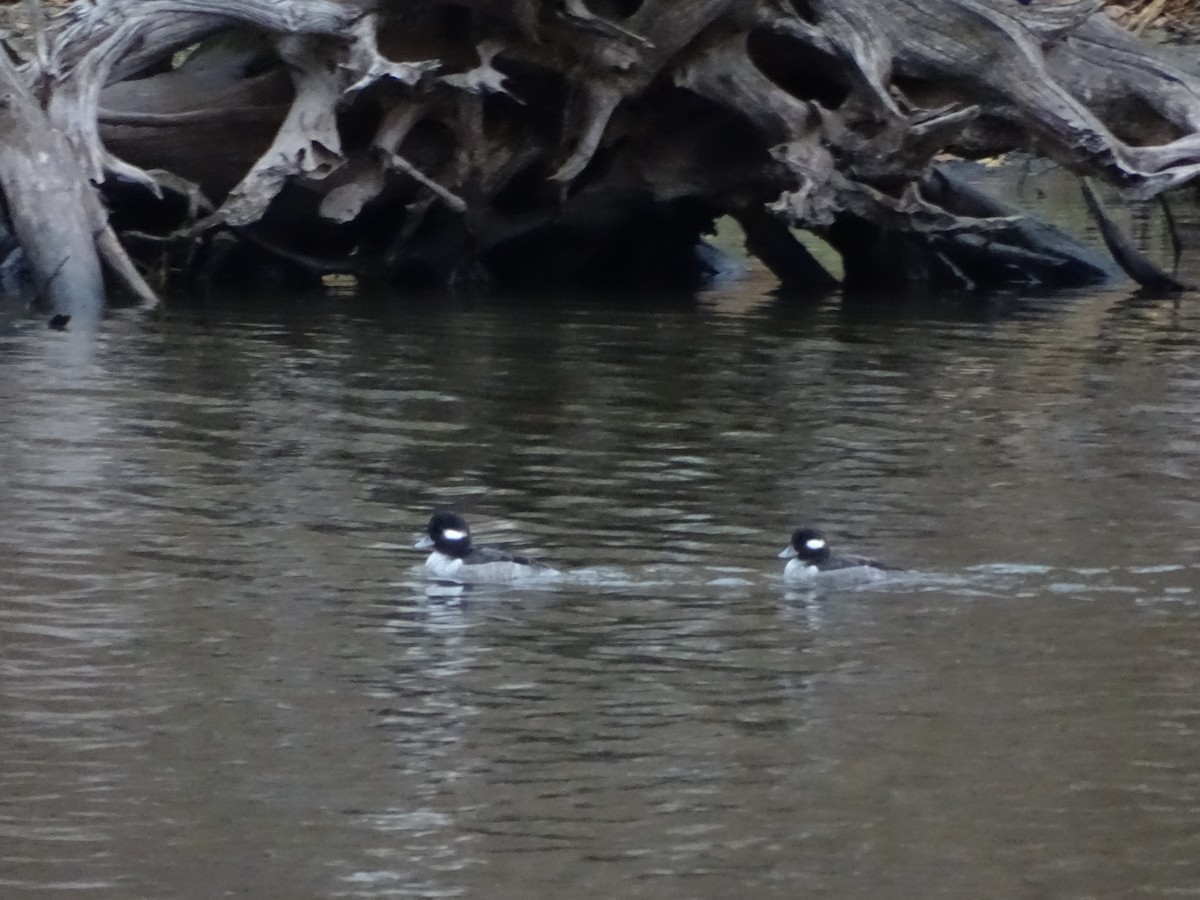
[49, 0, 368, 83]
[923, 166, 1116, 285]
[3, 0, 1200, 309]
[0, 49, 104, 319]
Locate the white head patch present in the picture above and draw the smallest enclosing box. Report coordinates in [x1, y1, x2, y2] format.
[441, 528, 467, 541]
[805, 538, 827, 551]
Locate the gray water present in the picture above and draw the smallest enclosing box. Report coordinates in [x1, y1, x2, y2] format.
[3, 273, 1200, 899]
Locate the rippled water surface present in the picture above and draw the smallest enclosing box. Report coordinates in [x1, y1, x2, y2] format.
[3, 274, 1200, 898]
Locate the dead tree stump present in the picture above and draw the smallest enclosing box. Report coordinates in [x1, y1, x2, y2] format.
[3, 0, 1200, 313]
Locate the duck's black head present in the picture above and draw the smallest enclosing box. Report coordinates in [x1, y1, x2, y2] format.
[787, 527, 831, 563]
[425, 510, 472, 557]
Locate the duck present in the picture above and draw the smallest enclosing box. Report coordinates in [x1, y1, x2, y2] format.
[414, 510, 557, 584]
[778, 527, 897, 583]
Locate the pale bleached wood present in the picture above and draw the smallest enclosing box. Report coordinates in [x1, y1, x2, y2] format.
[0, 48, 105, 318]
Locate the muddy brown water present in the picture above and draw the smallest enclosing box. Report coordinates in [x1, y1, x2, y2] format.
[3, 229, 1200, 898]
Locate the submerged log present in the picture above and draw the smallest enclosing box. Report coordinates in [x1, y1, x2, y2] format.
[2, 0, 1200, 310]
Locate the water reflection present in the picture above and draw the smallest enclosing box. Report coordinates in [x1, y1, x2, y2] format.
[1, 280, 1199, 898]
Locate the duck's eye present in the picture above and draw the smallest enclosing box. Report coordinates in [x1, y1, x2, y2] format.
[805, 538, 826, 551]
[442, 529, 467, 541]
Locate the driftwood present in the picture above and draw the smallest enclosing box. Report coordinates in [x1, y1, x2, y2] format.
[3, 0, 1200, 316]
[0, 43, 104, 319]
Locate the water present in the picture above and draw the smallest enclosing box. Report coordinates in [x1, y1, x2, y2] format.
[3, 274, 1200, 898]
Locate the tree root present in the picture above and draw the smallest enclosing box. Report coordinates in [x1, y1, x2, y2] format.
[1, 0, 1200, 308]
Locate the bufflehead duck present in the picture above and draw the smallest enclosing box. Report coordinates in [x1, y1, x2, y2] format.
[778, 527, 896, 582]
[414, 511, 557, 584]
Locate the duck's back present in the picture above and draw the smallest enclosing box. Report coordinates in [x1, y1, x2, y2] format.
[427, 545, 557, 584]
